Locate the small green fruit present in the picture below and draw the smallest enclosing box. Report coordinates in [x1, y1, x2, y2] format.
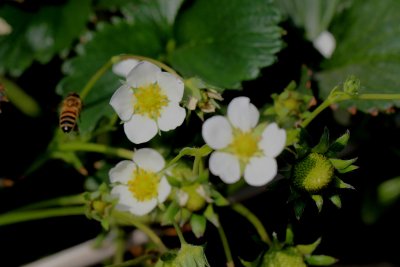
[293, 153, 334, 193]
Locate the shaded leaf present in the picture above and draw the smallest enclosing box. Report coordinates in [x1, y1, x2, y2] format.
[170, 0, 283, 89]
[317, 0, 400, 111]
[0, 0, 90, 76]
[57, 20, 165, 134]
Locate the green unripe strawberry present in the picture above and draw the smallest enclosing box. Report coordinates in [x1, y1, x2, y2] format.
[293, 153, 334, 193]
[262, 247, 306, 267]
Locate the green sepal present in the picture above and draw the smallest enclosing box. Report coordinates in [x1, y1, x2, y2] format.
[210, 189, 229, 206]
[296, 238, 321, 255]
[166, 175, 183, 187]
[197, 169, 209, 184]
[329, 195, 342, 209]
[305, 254, 338, 266]
[285, 226, 294, 245]
[175, 208, 192, 226]
[190, 213, 207, 238]
[311, 195, 323, 213]
[312, 127, 330, 154]
[336, 164, 358, 174]
[328, 130, 350, 154]
[161, 201, 180, 225]
[334, 177, 355, 190]
[329, 158, 357, 170]
[203, 204, 219, 227]
[294, 199, 306, 220]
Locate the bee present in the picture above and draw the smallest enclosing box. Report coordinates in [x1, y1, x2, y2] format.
[59, 92, 82, 133]
[0, 83, 8, 113]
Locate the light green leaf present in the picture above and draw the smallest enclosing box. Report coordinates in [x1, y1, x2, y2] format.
[0, 0, 90, 76]
[57, 20, 164, 134]
[170, 0, 283, 89]
[317, 0, 400, 111]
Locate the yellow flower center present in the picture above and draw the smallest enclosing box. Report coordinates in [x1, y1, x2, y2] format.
[128, 168, 160, 202]
[228, 130, 260, 163]
[133, 83, 168, 119]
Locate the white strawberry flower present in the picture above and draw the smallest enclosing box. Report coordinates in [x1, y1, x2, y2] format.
[112, 59, 140, 78]
[202, 97, 286, 186]
[110, 61, 186, 144]
[109, 148, 171, 216]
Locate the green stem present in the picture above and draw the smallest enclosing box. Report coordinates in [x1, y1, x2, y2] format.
[58, 142, 133, 159]
[0, 206, 85, 226]
[118, 55, 181, 80]
[231, 203, 271, 245]
[80, 58, 115, 100]
[300, 97, 333, 128]
[173, 222, 187, 245]
[192, 156, 201, 176]
[114, 228, 125, 264]
[15, 194, 85, 211]
[300, 93, 400, 128]
[105, 255, 155, 267]
[216, 221, 234, 267]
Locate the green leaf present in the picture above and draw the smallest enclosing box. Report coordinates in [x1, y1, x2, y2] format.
[276, 0, 341, 40]
[0, 0, 90, 76]
[57, 19, 165, 134]
[190, 214, 207, 238]
[305, 255, 338, 266]
[170, 0, 283, 89]
[317, 0, 400, 111]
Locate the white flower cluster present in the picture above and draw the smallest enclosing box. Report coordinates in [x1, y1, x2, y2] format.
[108, 60, 286, 216]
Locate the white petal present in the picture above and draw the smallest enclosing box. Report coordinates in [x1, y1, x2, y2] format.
[259, 123, 286, 158]
[244, 157, 277, 186]
[129, 199, 158, 216]
[313, 31, 336, 58]
[123, 115, 158, 144]
[109, 160, 136, 184]
[109, 84, 133, 121]
[112, 59, 140, 78]
[157, 176, 171, 203]
[157, 72, 184, 102]
[126, 61, 161, 88]
[209, 152, 241, 184]
[227, 97, 259, 131]
[157, 104, 186, 131]
[110, 185, 134, 212]
[202, 116, 233, 149]
[133, 148, 165, 172]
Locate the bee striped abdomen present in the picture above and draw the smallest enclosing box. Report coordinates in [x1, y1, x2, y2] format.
[59, 93, 82, 133]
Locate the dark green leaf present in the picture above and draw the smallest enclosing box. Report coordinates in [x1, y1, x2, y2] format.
[170, 0, 283, 89]
[57, 20, 164, 134]
[317, 0, 400, 111]
[0, 0, 90, 76]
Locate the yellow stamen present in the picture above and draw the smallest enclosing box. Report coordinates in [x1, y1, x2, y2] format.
[128, 168, 160, 201]
[228, 130, 260, 163]
[133, 83, 168, 119]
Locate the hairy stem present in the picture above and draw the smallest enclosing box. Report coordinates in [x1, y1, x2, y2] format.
[58, 142, 133, 159]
